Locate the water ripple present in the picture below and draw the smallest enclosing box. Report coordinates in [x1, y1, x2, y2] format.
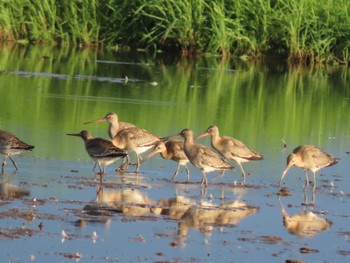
[43, 93, 190, 107]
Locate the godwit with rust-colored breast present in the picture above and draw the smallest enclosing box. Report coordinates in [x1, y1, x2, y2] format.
[66, 130, 127, 182]
[142, 140, 190, 181]
[196, 125, 263, 184]
[0, 130, 34, 174]
[279, 145, 338, 189]
[113, 126, 166, 172]
[176, 129, 233, 187]
[84, 112, 135, 139]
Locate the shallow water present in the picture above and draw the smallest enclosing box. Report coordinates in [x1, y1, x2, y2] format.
[0, 43, 350, 262]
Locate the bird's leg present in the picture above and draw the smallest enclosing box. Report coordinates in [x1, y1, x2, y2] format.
[171, 164, 181, 181]
[238, 162, 247, 185]
[304, 171, 309, 188]
[8, 156, 18, 171]
[200, 171, 208, 187]
[211, 170, 225, 182]
[2, 156, 6, 174]
[184, 165, 190, 182]
[92, 162, 97, 172]
[312, 172, 317, 190]
[116, 156, 129, 172]
[200, 187, 207, 198]
[135, 154, 142, 172]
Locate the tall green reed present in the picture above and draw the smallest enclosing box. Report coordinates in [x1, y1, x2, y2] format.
[0, 0, 349, 63]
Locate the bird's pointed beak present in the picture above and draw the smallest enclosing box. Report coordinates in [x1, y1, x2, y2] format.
[83, 118, 106, 125]
[66, 133, 81, 137]
[142, 148, 160, 163]
[195, 132, 210, 140]
[279, 163, 292, 186]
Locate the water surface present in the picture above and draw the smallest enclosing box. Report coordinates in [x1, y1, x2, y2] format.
[0, 43, 350, 262]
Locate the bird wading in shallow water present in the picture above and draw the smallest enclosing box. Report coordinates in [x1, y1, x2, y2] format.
[0, 130, 34, 174]
[66, 130, 127, 182]
[142, 140, 190, 181]
[175, 129, 233, 187]
[279, 145, 339, 189]
[196, 125, 263, 185]
[112, 126, 166, 172]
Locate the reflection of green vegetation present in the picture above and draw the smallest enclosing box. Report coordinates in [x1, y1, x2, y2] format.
[0, 1, 349, 63]
[0, 44, 349, 160]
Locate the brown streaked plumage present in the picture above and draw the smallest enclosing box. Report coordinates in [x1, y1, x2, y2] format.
[176, 129, 234, 187]
[83, 112, 135, 139]
[142, 140, 190, 181]
[0, 130, 34, 174]
[112, 126, 165, 172]
[279, 145, 339, 189]
[66, 130, 127, 182]
[196, 125, 263, 184]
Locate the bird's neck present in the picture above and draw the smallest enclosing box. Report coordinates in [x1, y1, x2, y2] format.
[211, 132, 221, 146]
[109, 122, 120, 138]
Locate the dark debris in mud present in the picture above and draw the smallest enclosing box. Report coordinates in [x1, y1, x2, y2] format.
[299, 247, 319, 254]
[277, 187, 292, 197]
[0, 227, 39, 239]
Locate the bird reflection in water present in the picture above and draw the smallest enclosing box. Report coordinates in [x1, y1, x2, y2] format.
[82, 187, 153, 218]
[279, 197, 332, 238]
[0, 181, 30, 199]
[177, 199, 259, 241]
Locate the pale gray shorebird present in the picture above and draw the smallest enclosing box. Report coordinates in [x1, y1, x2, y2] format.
[84, 112, 135, 139]
[0, 130, 34, 174]
[66, 130, 127, 182]
[113, 126, 166, 172]
[279, 145, 338, 189]
[175, 129, 233, 187]
[196, 125, 263, 184]
[142, 140, 190, 181]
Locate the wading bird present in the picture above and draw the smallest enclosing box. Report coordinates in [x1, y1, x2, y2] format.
[176, 129, 233, 187]
[0, 130, 34, 174]
[196, 125, 263, 184]
[66, 130, 127, 182]
[279, 145, 338, 189]
[142, 140, 190, 181]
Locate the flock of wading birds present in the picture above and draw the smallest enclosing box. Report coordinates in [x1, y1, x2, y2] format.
[0, 112, 339, 189]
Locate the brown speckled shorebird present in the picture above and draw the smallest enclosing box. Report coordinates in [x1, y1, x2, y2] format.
[142, 140, 190, 181]
[196, 125, 263, 184]
[113, 126, 165, 172]
[0, 130, 34, 174]
[279, 145, 339, 189]
[84, 112, 135, 139]
[66, 130, 127, 182]
[176, 129, 233, 187]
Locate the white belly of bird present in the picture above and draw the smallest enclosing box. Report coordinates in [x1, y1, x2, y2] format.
[93, 157, 119, 166]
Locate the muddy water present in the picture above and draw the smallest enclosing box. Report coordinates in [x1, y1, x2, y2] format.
[0, 44, 350, 262]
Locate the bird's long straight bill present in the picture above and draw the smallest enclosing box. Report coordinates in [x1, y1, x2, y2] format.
[194, 132, 210, 140]
[83, 118, 106, 125]
[141, 148, 159, 163]
[66, 133, 81, 137]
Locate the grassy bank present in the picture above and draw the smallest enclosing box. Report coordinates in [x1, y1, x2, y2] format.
[0, 0, 349, 64]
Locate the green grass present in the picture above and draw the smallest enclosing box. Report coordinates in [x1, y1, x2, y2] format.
[0, 0, 349, 64]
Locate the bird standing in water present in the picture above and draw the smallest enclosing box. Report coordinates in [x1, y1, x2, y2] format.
[67, 130, 127, 182]
[142, 140, 190, 181]
[196, 125, 263, 184]
[279, 145, 338, 189]
[176, 129, 233, 187]
[0, 130, 34, 174]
